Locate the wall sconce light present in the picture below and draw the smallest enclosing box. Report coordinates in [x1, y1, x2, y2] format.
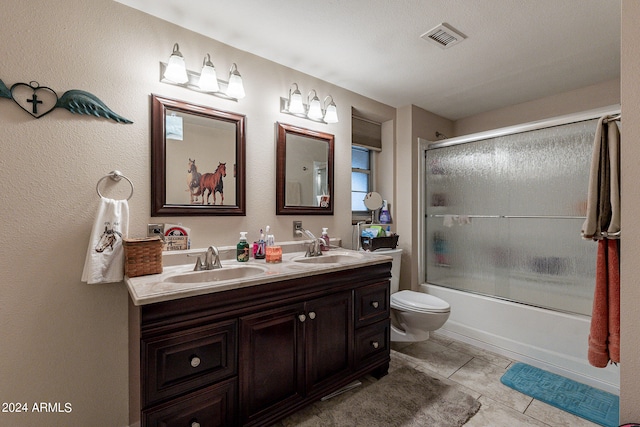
[226, 63, 245, 99]
[163, 43, 189, 84]
[160, 42, 245, 101]
[288, 83, 305, 114]
[198, 53, 219, 92]
[280, 83, 339, 124]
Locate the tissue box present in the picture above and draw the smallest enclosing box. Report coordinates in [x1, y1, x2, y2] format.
[360, 235, 399, 251]
[123, 236, 163, 277]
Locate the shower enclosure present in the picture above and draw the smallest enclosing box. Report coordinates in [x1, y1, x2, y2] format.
[424, 119, 599, 315]
[419, 108, 621, 393]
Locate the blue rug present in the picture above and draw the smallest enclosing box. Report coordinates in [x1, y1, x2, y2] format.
[500, 363, 619, 427]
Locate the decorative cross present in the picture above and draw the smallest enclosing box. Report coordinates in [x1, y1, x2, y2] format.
[26, 93, 42, 114]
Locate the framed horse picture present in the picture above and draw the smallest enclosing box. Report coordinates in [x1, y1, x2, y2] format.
[151, 94, 246, 216]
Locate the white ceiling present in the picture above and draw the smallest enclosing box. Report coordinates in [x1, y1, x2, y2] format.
[116, 0, 621, 120]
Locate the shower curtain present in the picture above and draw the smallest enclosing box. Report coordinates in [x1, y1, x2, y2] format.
[582, 115, 621, 368]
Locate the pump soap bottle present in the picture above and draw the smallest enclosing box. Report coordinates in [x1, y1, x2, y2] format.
[321, 228, 330, 251]
[237, 232, 250, 262]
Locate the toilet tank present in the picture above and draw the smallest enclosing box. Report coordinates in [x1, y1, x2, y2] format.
[372, 248, 402, 293]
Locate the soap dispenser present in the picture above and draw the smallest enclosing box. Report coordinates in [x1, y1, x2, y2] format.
[321, 228, 330, 251]
[237, 232, 250, 262]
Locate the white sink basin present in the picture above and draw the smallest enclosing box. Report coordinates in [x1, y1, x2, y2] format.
[292, 253, 363, 264]
[163, 265, 268, 284]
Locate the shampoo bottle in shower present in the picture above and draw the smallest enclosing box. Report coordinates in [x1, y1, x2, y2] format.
[237, 232, 250, 262]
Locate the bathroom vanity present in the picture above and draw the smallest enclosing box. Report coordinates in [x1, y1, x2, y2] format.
[127, 250, 392, 427]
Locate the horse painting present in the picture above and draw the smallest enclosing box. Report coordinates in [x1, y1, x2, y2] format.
[187, 158, 202, 204]
[199, 162, 226, 205]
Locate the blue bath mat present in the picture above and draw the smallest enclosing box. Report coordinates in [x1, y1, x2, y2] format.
[500, 363, 619, 427]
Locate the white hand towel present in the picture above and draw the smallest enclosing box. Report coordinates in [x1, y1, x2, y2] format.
[81, 198, 129, 284]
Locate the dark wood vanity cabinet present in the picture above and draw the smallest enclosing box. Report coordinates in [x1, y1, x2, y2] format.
[129, 262, 391, 427]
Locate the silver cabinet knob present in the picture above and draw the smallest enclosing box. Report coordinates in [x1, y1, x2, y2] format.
[190, 355, 201, 368]
[371, 341, 379, 349]
[298, 314, 306, 322]
[308, 311, 316, 320]
[191, 421, 201, 427]
[371, 301, 379, 309]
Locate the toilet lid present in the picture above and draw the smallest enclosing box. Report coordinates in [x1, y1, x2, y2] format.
[391, 290, 450, 313]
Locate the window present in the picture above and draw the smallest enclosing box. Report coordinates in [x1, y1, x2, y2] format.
[351, 146, 371, 213]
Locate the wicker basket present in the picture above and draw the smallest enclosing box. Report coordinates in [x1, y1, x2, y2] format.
[123, 236, 163, 277]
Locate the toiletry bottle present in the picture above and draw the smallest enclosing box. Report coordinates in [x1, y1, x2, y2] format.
[237, 232, 250, 262]
[386, 225, 392, 237]
[254, 229, 266, 259]
[379, 200, 390, 224]
[321, 228, 330, 251]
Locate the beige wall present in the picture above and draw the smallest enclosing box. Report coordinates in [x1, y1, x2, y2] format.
[395, 105, 454, 290]
[0, 1, 393, 425]
[454, 78, 620, 136]
[2, 0, 638, 425]
[620, 0, 640, 421]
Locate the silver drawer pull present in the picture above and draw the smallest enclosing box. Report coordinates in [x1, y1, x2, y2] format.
[371, 341, 379, 349]
[298, 314, 306, 322]
[371, 301, 379, 309]
[190, 356, 201, 368]
[191, 421, 201, 427]
[308, 311, 316, 320]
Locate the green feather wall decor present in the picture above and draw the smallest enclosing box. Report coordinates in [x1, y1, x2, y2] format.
[0, 79, 132, 124]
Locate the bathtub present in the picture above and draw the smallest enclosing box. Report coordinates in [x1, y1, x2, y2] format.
[422, 283, 620, 394]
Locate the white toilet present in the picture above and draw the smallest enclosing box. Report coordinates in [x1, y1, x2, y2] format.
[377, 248, 451, 342]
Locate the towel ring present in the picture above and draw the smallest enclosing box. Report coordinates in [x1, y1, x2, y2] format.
[96, 170, 134, 201]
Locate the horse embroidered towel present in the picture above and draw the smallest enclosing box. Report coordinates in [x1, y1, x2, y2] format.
[81, 198, 129, 284]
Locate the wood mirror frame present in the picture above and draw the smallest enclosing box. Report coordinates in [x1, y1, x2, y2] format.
[276, 122, 334, 215]
[151, 94, 246, 216]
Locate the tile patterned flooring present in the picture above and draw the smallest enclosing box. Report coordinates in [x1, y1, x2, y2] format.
[392, 333, 602, 426]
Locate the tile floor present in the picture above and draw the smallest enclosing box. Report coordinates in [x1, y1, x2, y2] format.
[392, 333, 602, 426]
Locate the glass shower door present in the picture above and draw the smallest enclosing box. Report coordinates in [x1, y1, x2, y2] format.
[424, 119, 598, 316]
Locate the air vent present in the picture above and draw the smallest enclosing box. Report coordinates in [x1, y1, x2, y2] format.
[421, 23, 466, 49]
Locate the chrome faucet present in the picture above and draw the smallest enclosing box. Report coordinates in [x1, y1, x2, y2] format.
[297, 227, 323, 257]
[191, 245, 223, 271]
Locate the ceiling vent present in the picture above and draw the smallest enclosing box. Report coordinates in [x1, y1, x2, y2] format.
[421, 23, 466, 49]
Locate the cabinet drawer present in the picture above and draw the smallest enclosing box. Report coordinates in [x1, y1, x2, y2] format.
[354, 282, 389, 327]
[143, 320, 237, 406]
[354, 319, 389, 366]
[143, 378, 237, 427]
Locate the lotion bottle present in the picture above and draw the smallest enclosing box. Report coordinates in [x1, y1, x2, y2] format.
[237, 232, 250, 262]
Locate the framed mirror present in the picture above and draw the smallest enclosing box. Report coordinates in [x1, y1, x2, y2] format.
[276, 122, 334, 215]
[151, 94, 246, 216]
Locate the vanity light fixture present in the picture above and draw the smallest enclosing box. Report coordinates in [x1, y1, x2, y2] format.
[198, 53, 219, 92]
[323, 95, 339, 123]
[160, 42, 245, 101]
[306, 90, 323, 120]
[226, 63, 246, 99]
[280, 84, 338, 124]
[288, 83, 305, 114]
[163, 43, 189, 84]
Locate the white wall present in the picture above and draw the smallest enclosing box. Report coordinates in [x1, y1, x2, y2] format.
[0, 1, 394, 425]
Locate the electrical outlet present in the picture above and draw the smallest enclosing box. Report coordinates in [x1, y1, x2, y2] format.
[147, 223, 164, 238]
[293, 220, 303, 237]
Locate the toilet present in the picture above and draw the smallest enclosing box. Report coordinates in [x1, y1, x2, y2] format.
[376, 248, 450, 342]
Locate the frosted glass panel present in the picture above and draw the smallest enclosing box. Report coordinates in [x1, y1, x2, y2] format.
[425, 119, 598, 316]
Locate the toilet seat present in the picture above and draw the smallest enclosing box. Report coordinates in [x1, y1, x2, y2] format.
[391, 290, 450, 313]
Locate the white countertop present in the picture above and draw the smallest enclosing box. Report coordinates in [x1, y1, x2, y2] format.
[126, 248, 392, 306]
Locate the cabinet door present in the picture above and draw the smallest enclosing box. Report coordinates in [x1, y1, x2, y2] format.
[239, 303, 305, 424]
[305, 290, 353, 394]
